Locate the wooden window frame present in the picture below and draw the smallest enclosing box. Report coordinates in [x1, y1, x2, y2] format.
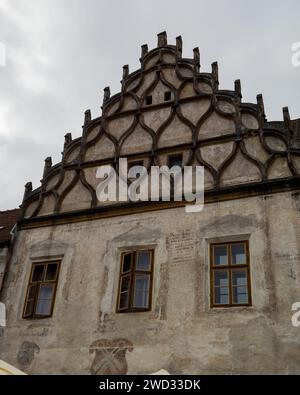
[210, 241, 252, 308]
[116, 249, 154, 313]
[23, 261, 61, 319]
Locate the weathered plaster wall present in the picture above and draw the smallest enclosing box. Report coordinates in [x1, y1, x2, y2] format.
[1, 191, 300, 374]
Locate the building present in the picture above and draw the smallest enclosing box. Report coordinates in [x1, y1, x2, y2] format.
[0, 32, 300, 374]
[0, 209, 20, 293]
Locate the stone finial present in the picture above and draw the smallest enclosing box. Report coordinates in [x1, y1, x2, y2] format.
[43, 157, 52, 179]
[64, 133, 72, 151]
[176, 36, 183, 57]
[84, 109, 91, 126]
[211, 62, 219, 88]
[282, 106, 291, 129]
[123, 65, 129, 81]
[193, 47, 200, 72]
[23, 182, 32, 202]
[141, 44, 148, 58]
[157, 31, 167, 47]
[256, 94, 265, 118]
[234, 79, 242, 100]
[103, 86, 111, 104]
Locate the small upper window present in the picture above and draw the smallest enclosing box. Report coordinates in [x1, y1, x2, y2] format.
[164, 91, 172, 101]
[23, 261, 60, 319]
[168, 153, 183, 168]
[145, 95, 152, 105]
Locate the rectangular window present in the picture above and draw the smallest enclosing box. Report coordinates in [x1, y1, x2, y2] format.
[164, 91, 172, 101]
[210, 241, 251, 307]
[23, 261, 60, 319]
[117, 249, 154, 313]
[145, 95, 152, 105]
[168, 153, 183, 168]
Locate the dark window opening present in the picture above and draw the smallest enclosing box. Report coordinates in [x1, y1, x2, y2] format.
[168, 153, 183, 168]
[164, 91, 172, 101]
[145, 95, 152, 105]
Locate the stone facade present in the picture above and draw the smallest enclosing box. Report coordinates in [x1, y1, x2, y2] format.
[0, 32, 300, 374]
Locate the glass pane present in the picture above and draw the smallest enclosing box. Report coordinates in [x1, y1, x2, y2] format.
[32, 264, 45, 282]
[133, 275, 150, 308]
[122, 254, 132, 273]
[231, 243, 246, 265]
[45, 263, 58, 281]
[136, 251, 151, 271]
[232, 287, 248, 304]
[215, 287, 229, 305]
[120, 276, 130, 292]
[214, 270, 229, 304]
[232, 269, 248, 304]
[24, 300, 34, 317]
[35, 299, 52, 316]
[213, 245, 228, 266]
[214, 271, 229, 287]
[35, 284, 54, 316]
[28, 285, 36, 299]
[119, 291, 129, 309]
[232, 269, 247, 286]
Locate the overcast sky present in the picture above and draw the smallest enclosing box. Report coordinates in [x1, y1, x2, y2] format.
[0, 0, 299, 210]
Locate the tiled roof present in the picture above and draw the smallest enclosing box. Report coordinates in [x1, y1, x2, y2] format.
[0, 209, 21, 246]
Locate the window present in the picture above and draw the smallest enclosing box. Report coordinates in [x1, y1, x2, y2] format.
[23, 261, 60, 319]
[168, 153, 183, 168]
[164, 91, 172, 101]
[210, 241, 251, 307]
[117, 249, 154, 313]
[145, 95, 152, 105]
